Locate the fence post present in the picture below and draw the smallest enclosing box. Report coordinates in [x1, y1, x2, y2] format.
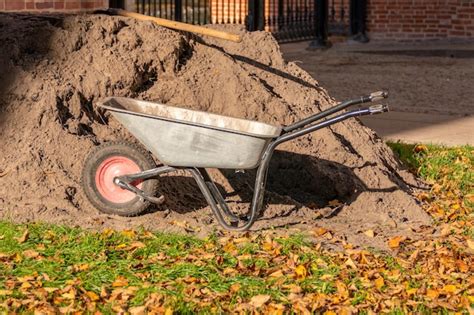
[308, 0, 329, 49]
[247, 0, 264, 31]
[247, 0, 256, 30]
[175, 0, 183, 21]
[109, 0, 124, 9]
[350, 0, 369, 42]
[257, 0, 264, 30]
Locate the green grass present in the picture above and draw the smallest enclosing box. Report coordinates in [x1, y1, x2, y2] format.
[388, 142, 473, 210]
[1, 143, 473, 312]
[0, 222, 339, 312]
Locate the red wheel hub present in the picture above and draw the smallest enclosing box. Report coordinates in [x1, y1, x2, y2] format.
[95, 156, 142, 204]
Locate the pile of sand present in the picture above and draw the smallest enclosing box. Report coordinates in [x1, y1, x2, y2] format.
[0, 13, 431, 249]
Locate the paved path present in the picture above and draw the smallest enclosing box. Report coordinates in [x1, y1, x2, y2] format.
[281, 40, 474, 146]
[359, 112, 473, 146]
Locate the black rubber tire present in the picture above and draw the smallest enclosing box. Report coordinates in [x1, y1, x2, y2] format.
[82, 141, 158, 216]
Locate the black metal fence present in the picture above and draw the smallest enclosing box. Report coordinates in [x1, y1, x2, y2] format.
[134, 0, 210, 24]
[263, 0, 317, 41]
[329, 0, 349, 35]
[114, 0, 365, 43]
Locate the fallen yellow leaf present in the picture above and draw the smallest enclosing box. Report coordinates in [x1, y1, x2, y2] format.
[23, 249, 39, 259]
[250, 294, 271, 308]
[336, 281, 349, 299]
[406, 288, 417, 295]
[72, 263, 90, 272]
[466, 239, 474, 250]
[267, 303, 285, 315]
[85, 291, 100, 301]
[121, 230, 136, 238]
[223, 242, 236, 253]
[388, 236, 405, 248]
[0, 290, 12, 296]
[262, 241, 273, 251]
[112, 276, 129, 287]
[414, 144, 428, 153]
[456, 260, 469, 272]
[20, 282, 32, 290]
[16, 229, 29, 244]
[129, 306, 146, 315]
[442, 284, 457, 294]
[164, 307, 173, 315]
[426, 289, 439, 299]
[129, 241, 146, 250]
[61, 291, 76, 299]
[101, 228, 114, 237]
[269, 270, 284, 278]
[345, 258, 357, 269]
[44, 287, 58, 293]
[374, 277, 384, 290]
[313, 227, 329, 236]
[364, 229, 375, 238]
[230, 283, 241, 293]
[295, 265, 307, 279]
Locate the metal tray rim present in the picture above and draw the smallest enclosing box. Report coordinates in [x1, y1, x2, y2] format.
[98, 97, 282, 139]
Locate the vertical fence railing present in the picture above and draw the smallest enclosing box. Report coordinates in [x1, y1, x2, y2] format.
[263, 0, 317, 41]
[117, 0, 363, 43]
[134, 0, 211, 24]
[329, 0, 348, 35]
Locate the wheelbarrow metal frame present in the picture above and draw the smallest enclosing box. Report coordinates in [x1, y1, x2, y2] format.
[111, 91, 389, 231]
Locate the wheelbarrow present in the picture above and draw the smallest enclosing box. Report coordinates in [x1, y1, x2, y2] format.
[82, 92, 389, 231]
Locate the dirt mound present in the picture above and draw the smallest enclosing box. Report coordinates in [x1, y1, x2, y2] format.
[0, 13, 431, 249]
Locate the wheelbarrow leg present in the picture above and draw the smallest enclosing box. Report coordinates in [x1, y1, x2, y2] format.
[189, 168, 241, 227]
[197, 168, 242, 222]
[188, 151, 273, 232]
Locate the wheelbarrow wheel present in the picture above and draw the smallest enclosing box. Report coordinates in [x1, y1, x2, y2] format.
[82, 141, 158, 216]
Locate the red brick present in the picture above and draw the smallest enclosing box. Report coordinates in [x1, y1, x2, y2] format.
[80, 1, 94, 9]
[54, 1, 64, 9]
[65, 1, 79, 9]
[449, 30, 466, 36]
[36, 1, 53, 9]
[0, 1, 4, 10]
[25, 1, 33, 9]
[5, 0, 25, 10]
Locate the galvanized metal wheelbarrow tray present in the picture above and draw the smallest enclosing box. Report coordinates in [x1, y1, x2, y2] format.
[99, 91, 388, 231]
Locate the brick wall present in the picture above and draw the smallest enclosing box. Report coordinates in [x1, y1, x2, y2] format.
[1, 0, 107, 11]
[2, 0, 473, 41]
[367, 0, 474, 41]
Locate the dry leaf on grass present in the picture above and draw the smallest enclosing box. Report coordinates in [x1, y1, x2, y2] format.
[250, 294, 271, 308]
[466, 239, 474, 250]
[295, 265, 307, 279]
[374, 277, 384, 290]
[23, 250, 40, 259]
[388, 236, 406, 248]
[16, 229, 29, 243]
[112, 276, 129, 287]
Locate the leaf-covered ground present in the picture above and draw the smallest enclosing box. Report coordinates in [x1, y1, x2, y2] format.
[1, 144, 473, 314]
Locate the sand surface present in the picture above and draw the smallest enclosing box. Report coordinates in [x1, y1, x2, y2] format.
[0, 13, 432, 250]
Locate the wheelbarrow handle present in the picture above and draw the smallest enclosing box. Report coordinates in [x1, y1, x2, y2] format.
[283, 90, 388, 132]
[189, 104, 389, 232]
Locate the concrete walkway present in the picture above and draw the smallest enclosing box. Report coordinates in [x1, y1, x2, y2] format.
[281, 40, 474, 146]
[359, 112, 474, 146]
